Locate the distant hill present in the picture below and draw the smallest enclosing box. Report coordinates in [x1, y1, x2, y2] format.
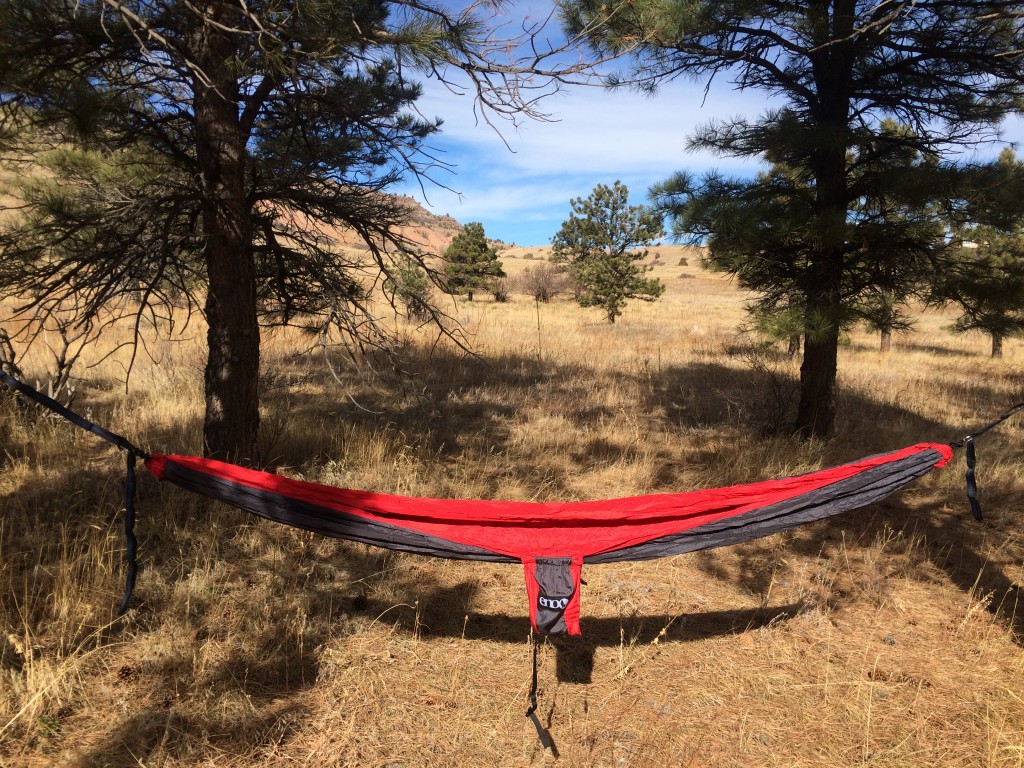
[323, 194, 539, 255]
[0, 166, 478, 255]
[390, 195, 466, 253]
[326, 194, 469, 255]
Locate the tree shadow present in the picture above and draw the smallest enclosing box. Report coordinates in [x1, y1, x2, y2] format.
[58, 518, 483, 765]
[917, 501, 1023, 642]
[260, 343, 971, 475]
[71, 682, 307, 767]
[938, 513, 1016, 638]
[892, 341, 984, 359]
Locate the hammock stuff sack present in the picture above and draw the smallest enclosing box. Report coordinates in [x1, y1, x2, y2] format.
[146, 443, 953, 636]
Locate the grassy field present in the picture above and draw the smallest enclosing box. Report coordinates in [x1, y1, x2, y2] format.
[1, 247, 1023, 767]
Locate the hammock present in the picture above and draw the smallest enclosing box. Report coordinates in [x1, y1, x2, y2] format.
[148, 445, 951, 635]
[0, 372, 1012, 637]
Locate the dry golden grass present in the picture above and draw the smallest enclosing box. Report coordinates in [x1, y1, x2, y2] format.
[2, 247, 1023, 767]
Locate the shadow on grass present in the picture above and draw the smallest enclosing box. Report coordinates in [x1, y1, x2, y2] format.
[257, 342, 978, 468]
[71, 702, 306, 768]
[329, 570, 808, 686]
[907, 493, 1023, 641]
[891, 341, 985, 359]
[347, 585, 807, 650]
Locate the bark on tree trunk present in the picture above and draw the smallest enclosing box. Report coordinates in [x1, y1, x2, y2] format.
[794, 191, 845, 439]
[880, 328, 892, 353]
[793, 145, 846, 437]
[194, 19, 260, 464]
[788, 334, 801, 357]
[796, 323, 839, 438]
[793, 3, 854, 441]
[992, 332, 1004, 358]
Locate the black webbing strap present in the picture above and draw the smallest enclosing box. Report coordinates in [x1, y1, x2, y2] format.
[1, 371, 145, 614]
[0, 371, 148, 458]
[117, 451, 140, 615]
[963, 438, 982, 521]
[950, 402, 1024, 523]
[950, 402, 1024, 449]
[526, 633, 557, 755]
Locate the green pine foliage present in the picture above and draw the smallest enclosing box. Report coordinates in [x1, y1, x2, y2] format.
[442, 222, 505, 301]
[551, 181, 664, 323]
[931, 150, 1024, 358]
[938, 234, 1024, 358]
[563, 0, 1024, 436]
[385, 253, 433, 321]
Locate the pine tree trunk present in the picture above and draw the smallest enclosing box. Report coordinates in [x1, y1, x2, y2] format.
[787, 335, 801, 357]
[194, 17, 260, 464]
[880, 328, 892, 353]
[795, 323, 839, 438]
[794, 97, 846, 439]
[992, 332, 1004, 358]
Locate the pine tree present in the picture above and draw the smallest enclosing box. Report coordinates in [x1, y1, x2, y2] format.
[565, 1, 1024, 434]
[443, 222, 505, 302]
[661, 129, 945, 358]
[385, 254, 432, 321]
[551, 181, 664, 323]
[940, 234, 1024, 357]
[0, 0, 576, 461]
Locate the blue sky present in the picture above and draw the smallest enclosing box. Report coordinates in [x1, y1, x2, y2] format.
[396, 76, 774, 246]
[395, 28, 1024, 248]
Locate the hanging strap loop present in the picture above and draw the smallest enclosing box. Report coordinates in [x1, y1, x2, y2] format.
[525, 633, 557, 754]
[964, 437, 983, 522]
[949, 402, 1024, 523]
[117, 450, 140, 614]
[1, 372, 145, 613]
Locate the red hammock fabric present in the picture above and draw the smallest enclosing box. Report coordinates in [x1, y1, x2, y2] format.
[147, 442, 952, 635]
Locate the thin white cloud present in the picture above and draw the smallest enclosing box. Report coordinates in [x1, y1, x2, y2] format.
[401, 69, 1024, 246]
[401, 77, 773, 243]
[418, 78, 770, 176]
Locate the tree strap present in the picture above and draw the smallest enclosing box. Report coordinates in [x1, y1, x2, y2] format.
[949, 401, 1024, 522]
[0, 371, 148, 458]
[949, 402, 1024, 449]
[1, 371, 145, 614]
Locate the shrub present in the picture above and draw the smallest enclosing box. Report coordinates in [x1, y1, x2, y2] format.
[517, 263, 571, 302]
